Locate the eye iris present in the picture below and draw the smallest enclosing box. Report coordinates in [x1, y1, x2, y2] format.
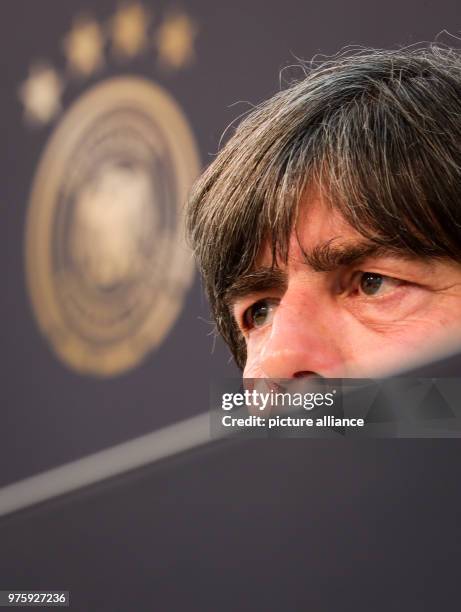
[251, 302, 269, 327]
[360, 273, 383, 295]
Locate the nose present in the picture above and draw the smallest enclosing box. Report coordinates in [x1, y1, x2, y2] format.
[253, 291, 345, 379]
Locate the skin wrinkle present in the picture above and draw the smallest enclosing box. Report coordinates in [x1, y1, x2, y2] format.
[239, 195, 461, 377]
[224, 240, 424, 309]
[186, 45, 461, 372]
[235, 195, 461, 378]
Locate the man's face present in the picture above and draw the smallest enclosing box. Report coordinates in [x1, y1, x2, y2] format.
[229, 191, 461, 378]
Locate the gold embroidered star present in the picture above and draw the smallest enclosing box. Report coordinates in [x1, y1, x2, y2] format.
[63, 17, 104, 76]
[156, 12, 197, 70]
[112, 2, 150, 58]
[19, 64, 63, 125]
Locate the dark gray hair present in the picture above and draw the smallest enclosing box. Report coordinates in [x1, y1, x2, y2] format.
[186, 45, 461, 369]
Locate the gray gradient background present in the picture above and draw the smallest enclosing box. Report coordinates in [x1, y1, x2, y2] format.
[1, 1, 461, 610]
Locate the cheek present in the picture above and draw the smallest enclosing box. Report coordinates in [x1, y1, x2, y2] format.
[242, 330, 271, 377]
[242, 341, 264, 378]
[348, 309, 461, 375]
[388, 301, 461, 341]
[243, 361, 263, 378]
[398, 308, 461, 353]
[241, 296, 461, 377]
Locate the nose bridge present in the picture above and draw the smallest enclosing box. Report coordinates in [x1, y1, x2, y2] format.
[258, 283, 343, 378]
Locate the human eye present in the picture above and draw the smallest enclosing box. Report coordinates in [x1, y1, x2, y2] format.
[350, 271, 405, 298]
[241, 298, 278, 331]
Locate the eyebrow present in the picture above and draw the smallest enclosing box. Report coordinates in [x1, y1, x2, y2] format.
[224, 239, 412, 308]
[304, 239, 400, 272]
[223, 267, 288, 309]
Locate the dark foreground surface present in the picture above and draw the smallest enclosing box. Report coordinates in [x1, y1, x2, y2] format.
[1, 434, 460, 612]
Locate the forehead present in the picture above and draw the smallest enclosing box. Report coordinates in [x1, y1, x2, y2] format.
[257, 189, 364, 268]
